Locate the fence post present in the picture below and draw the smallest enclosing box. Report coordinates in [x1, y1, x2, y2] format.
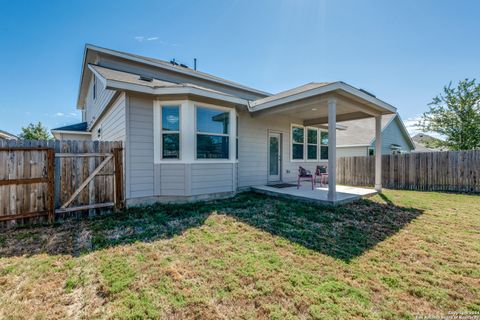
[47, 148, 55, 223]
[113, 148, 124, 211]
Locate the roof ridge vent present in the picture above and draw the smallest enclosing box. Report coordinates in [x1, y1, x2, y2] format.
[139, 75, 153, 82]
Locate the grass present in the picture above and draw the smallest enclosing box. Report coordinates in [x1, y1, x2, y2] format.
[0, 190, 479, 319]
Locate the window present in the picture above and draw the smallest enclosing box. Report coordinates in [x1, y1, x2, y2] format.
[320, 131, 329, 160]
[292, 126, 304, 160]
[236, 115, 239, 160]
[368, 148, 375, 156]
[196, 106, 229, 159]
[307, 128, 318, 160]
[161, 106, 180, 159]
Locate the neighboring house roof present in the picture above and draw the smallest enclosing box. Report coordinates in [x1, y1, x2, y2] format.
[411, 133, 444, 152]
[51, 122, 91, 136]
[89, 64, 247, 105]
[412, 141, 435, 152]
[336, 114, 415, 150]
[0, 129, 18, 140]
[52, 122, 88, 132]
[78, 44, 271, 108]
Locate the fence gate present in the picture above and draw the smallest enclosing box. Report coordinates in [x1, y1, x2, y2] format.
[0, 140, 123, 224]
[0, 147, 55, 222]
[55, 147, 123, 215]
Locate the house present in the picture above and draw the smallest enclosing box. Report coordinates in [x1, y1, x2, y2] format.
[57, 44, 398, 205]
[411, 133, 443, 152]
[51, 122, 91, 140]
[0, 129, 18, 140]
[336, 113, 415, 157]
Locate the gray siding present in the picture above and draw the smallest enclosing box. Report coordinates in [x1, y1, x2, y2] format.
[155, 164, 186, 196]
[191, 163, 234, 195]
[85, 75, 116, 129]
[97, 54, 265, 101]
[126, 95, 154, 198]
[371, 117, 413, 154]
[91, 93, 126, 142]
[153, 163, 235, 196]
[336, 146, 368, 158]
[237, 110, 327, 188]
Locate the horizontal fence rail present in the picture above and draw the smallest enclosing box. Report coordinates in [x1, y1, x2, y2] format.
[336, 150, 480, 193]
[0, 139, 123, 225]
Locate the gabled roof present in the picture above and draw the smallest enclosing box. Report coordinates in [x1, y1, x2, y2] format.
[51, 122, 88, 132]
[249, 81, 397, 115]
[0, 129, 18, 140]
[336, 114, 415, 149]
[89, 65, 248, 105]
[250, 82, 332, 107]
[77, 44, 271, 108]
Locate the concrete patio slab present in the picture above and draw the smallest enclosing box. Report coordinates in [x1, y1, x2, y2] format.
[252, 184, 377, 205]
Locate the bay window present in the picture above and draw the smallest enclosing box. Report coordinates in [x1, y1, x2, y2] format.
[161, 105, 180, 159]
[196, 106, 230, 159]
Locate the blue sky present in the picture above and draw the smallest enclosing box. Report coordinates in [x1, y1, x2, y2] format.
[0, 0, 479, 136]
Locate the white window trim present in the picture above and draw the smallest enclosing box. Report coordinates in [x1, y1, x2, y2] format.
[194, 102, 235, 162]
[290, 124, 329, 162]
[154, 100, 185, 163]
[319, 130, 329, 161]
[306, 127, 319, 162]
[154, 100, 237, 164]
[161, 104, 181, 160]
[290, 124, 305, 162]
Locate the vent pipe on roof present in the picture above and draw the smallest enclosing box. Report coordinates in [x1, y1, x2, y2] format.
[194, 58, 197, 71]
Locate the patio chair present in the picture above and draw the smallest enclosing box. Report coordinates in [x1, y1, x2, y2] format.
[297, 166, 314, 190]
[315, 165, 328, 187]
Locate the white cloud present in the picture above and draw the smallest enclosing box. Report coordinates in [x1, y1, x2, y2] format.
[47, 112, 79, 118]
[24, 111, 32, 116]
[404, 116, 422, 135]
[134, 35, 160, 42]
[403, 115, 445, 140]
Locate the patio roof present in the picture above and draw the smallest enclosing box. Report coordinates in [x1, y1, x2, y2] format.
[248, 82, 396, 126]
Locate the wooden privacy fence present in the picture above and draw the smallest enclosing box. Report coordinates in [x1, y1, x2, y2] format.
[0, 140, 123, 223]
[336, 150, 480, 192]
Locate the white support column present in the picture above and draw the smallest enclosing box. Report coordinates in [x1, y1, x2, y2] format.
[375, 115, 382, 192]
[327, 98, 337, 201]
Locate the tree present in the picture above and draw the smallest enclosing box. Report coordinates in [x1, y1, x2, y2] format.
[18, 122, 52, 140]
[418, 79, 480, 150]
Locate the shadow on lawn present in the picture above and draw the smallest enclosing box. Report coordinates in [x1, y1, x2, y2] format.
[0, 192, 423, 261]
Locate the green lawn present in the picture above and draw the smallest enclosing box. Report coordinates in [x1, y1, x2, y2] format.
[0, 190, 479, 319]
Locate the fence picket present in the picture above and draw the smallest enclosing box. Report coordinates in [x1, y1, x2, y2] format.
[336, 150, 480, 192]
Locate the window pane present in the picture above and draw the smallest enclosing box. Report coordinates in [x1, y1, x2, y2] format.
[307, 129, 317, 144]
[197, 107, 229, 134]
[162, 133, 179, 159]
[292, 144, 304, 160]
[197, 135, 229, 159]
[307, 145, 317, 160]
[320, 146, 328, 160]
[320, 131, 329, 145]
[162, 106, 180, 131]
[292, 127, 304, 143]
[269, 136, 279, 175]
